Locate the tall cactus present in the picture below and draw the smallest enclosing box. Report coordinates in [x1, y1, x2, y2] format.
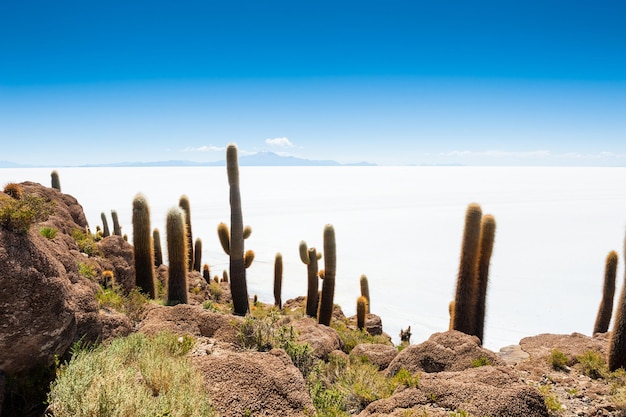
[218, 144, 251, 316]
[360, 274, 370, 314]
[100, 212, 110, 237]
[318, 224, 336, 326]
[274, 252, 283, 309]
[132, 193, 156, 299]
[178, 195, 194, 271]
[300, 241, 322, 317]
[166, 207, 188, 305]
[111, 210, 122, 236]
[193, 238, 202, 272]
[357, 296, 368, 330]
[473, 214, 496, 344]
[51, 170, 61, 191]
[609, 235, 626, 371]
[453, 203, 482, 335]
[594, 251, 619, 334]
[153, 228, 163, 267]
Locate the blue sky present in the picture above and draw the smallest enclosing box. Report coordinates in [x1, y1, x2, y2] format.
[1, 0, 625, 166]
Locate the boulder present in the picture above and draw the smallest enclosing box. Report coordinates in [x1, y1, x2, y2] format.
[288, 317, 343, 358]
[386, 330, 503, 375]
[97, 235, 135, 292]
[192, 347, 315, 417]
[350, 343, 398, 370]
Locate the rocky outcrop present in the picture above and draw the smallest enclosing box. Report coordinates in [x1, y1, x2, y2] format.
[386, 330, 504, 375]
[287, 317, 343, 358]
[192, 346, 315, 417]
[97, 235, 135, 292]
[350, 343, 398, 370]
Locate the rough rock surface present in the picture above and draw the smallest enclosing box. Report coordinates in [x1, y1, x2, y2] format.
[97, 235, 135, 292]
[386, 330, 504, 375]
[350, 343, 398, 370]
[192, 346, 315, 417]
[287, 316, 343, 358]
[138, 303, 241, 344]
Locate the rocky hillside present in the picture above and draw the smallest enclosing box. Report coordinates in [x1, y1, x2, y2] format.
[0, 181, 625, 416]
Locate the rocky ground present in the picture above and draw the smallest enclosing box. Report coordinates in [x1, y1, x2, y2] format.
[1, 181, 625, 417]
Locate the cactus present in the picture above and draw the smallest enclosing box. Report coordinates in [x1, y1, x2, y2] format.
[360, 274, 370, 314]
[3, 183, 23, 200]
[100, 212, 110, 237]
[448, 300, 455, 331]
[357, 296, 368, 330]
[609, 235, 626, 371]
[473, 214, 496, 344]
[102, 270, 115, 289]
[244, 250, 255, 268]
[166, 207, 188, 305]
[300, 241, 322, 317]
[222, 270, 229, 283]
[132, 194, 156, 299]
[193, 238, 202, 272]
[452, 203, 482, 335]
[217, 144, 251, 316]
[274, 252, 283, 309]
[111, 210, 122, 236]
[202, 264, 211, 284]
[51, 170, 61, 191]
[153, 228, 163, 267]
[594, 251, 619, 334]
[318, 224, 336, 326]
[178, 195, 194, 271]
[399, 326, 412, 343]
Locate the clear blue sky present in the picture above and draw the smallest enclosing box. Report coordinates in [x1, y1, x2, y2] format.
[1, 0, 625, 166]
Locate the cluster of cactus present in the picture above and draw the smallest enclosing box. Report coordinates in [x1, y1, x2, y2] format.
[132, 193, 156, 299]
[318, 224, 336, 326]
[166, 207, 188, 305]
[299, 240, 322, 317]
[452, 203, 496, 344]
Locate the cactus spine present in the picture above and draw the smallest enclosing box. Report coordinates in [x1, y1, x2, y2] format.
[166, 207, 188, 305]
[51, 170, 61, 191]
[222, 144, 250, 316]
[178, 195, 194, 271]
[609, 235, 626, 371]
[274, 252, 283, 309]
[153, 228, 163, 267]
[111, 210, 122, 236]
[594, 251, 619, 334]
[453, 203, 482, 335]
[100, 212, 110, 237]
[360, 274, 370, 314]
[193, 238, 202, 272]
[318, 224, 336, 326]
[132, 193, 156, 299]
[357, 296, 368, 330]
[473, 214, 496, 344]
[300, 241, 322, 317]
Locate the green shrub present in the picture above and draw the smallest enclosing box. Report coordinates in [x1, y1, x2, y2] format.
[71, 227, 100, 256]
[577, 350, 608, 379]
[40, 226, 58, 239]
[391, 368, 420, 388]
[471, 356, 492, 367]
[78, 262, 97, 279]
[538, 385, 563, 413]
[47, 332, 213, 417]
[549, 349, 569, 371]
[0, 194, 55, 234]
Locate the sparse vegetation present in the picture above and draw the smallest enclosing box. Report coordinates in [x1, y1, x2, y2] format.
[549, 349, 569, 371]
[71, 227, 100, 256]
[471, 355, 492, 367]
[538, 384, 563, 414]
[40, 226, 58, 239]
[331, 319, 392, 353]
[577, 350, 608, 379]
[46, 332, 213, 417]
[77, 262, 97, 279]
[0, 193, 55, 234]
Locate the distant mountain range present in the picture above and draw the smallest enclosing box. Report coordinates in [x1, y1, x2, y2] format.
[0, 152, 376, 168]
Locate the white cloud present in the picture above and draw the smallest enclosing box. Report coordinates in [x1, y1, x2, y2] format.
[183, 145, 225, 152]
[265, 137, 293, 148]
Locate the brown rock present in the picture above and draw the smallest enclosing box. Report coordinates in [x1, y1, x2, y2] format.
[360, 366, 548, 417]
[386, 330, 503, 375]
[288, 317, 343, 358]
[193, 347, 315, 417]
[350, 343, 398, 370]
[97, 235, 135, 292]
[100, 311, 133, 341]
[138, 303, 241, 344]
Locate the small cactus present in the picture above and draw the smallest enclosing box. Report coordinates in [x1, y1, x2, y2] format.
[193, 238, 202, 272]
[222, 270, 229, 283]
[318, 224, 336, 326]
[153, 228, 163, 267]
[356, 296, 368, 330]
[453, 203, 482, 335]
[274, 252, 283, 309]
[300, 240, 322, 317]
[100, 212, 110, 237]
[360, 274, 370, 314]
[111, 210, 122, 236]
[178, 195, 194, 271]
[166, 206, 188, 305]
[132, 194, 156, 299]
[399, 326, 412, 343]
[202, 264, 211, 284]
[102, 270, 115, 289]
[51, 170, 61, 191]
[3, 183, 23, 200]
[594, 251, 619, 334]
